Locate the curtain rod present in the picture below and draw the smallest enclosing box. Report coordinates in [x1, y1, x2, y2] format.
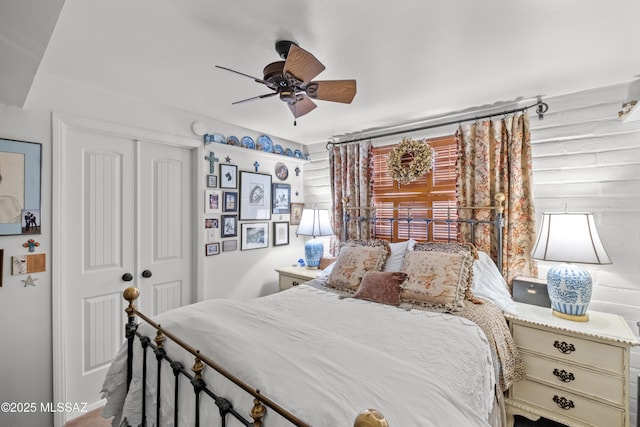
[326, 99, 549, 148]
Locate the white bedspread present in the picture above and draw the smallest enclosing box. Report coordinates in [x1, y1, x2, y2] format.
[103, 284, 494, 426]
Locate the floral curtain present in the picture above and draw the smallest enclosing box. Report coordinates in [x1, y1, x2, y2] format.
[329, 141, 373, 253]
[456, 113, 537, 287]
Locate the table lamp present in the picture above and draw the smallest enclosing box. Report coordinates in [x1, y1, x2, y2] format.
[531, 212, 611, 321]
[296, 209, 334, 269]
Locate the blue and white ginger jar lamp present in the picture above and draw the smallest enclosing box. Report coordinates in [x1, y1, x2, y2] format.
[296, 209, 334, 269]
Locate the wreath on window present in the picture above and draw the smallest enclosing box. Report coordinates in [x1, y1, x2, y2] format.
[386, 137, 433, 184]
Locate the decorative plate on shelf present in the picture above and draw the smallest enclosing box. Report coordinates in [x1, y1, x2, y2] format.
[213, 133, 226, 144]
[241, 136, 255, 149]
[294, 149, 303, 159]
[285, 148, 294, 157]
[275, 162, 289, 180]
[226, 135, 240, 146]
[273, 144, 284, 155]
[258, 135, 273, 152]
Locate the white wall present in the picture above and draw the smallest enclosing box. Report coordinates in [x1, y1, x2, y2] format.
[0, 75, 306, 426]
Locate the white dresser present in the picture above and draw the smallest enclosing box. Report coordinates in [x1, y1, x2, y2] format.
[505, 302, 639, 427]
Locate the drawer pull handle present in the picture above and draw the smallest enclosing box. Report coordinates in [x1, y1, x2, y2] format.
[292, 281, 300, 286]
[553, 369, 575, 382]
[553, 395, 575, 410]
[553, 340, 575, 354]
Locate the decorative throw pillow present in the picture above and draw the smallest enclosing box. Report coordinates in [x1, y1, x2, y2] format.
[383, 241, 410, 272]
[327, 242, 389, 293]
[399, 250, 474, 311]
[353, 271, 408, 306]
[412, 242, 479, 302]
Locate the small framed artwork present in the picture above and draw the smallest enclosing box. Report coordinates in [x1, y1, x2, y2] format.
[222, 239, 237, 252]
[221, 214, 238, 238]
[205, 190, 221, 213]
[241, 222, 269, 250]
[290, 203, 304, 225]
[205, 242, 220, 256]
[223, 191, 238, 212]
[219, 163, 238, 189]
[273, 221, 289, 246]
[272, 183, 291, 214]
[239, 171, 272, 220]
[0, 139, 42, 235]
[207, 174, 217, 188]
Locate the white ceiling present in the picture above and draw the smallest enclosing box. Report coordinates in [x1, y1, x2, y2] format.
[5, 0, 640, 144]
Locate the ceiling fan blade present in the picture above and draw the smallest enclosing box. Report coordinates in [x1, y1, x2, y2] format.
[232, 92, 278, 105]
[283, 44, 325, 84]
[288, 95, 317, 118]
[305, 80, 357, 104]
[215, 65, 277, 89]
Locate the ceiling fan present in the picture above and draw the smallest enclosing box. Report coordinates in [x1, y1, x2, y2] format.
[215, 40, 356, 122]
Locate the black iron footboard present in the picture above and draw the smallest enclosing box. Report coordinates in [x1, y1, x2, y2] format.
[122, 287, 389, 427]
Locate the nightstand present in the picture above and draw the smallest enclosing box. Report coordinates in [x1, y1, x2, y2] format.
[505, 302, 639, 427]
[275, 266, 321, 291]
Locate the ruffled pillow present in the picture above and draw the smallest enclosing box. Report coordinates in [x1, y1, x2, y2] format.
[399, 250, 474, 312]
[326, 240, 389, 293]
[353, 271, 408, 306]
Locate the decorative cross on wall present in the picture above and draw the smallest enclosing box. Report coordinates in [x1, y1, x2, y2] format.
[295, 166, 301, 176]
[205, 151, 219, 173]
[254, 161, 260, 172]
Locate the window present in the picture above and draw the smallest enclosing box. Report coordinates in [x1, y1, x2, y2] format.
[372, 135, 457, 241]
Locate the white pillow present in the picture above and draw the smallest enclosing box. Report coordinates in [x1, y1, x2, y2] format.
[383, 240, 410, 271]
[472, 251, 517, 314]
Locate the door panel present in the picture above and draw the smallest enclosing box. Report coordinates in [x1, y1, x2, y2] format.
[57, 125, 194, 424]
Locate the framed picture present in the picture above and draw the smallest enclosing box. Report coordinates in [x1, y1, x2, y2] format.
[222, 239, 237, 252]
[207, 174, 217, 188]
[290, 203, 304, 225]
[239, 171, 272, 220]
[0, 139, 42, 235]
[205, 242, 220, 256]
[221, 214, 238, 237]
[241, 222, 269, 250]
[272, 183, 291, 214]
[273, 221, 289, 246]
[219, 163, 238, 189]
[223, 191, 238, 212]
[205, 190, 221, 213]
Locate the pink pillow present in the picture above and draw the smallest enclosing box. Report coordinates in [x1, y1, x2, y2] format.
[353, 271, 408, 306]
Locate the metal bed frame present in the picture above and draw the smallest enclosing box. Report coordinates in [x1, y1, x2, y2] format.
[122, 288, 387, 427]
[342, 192, 506, 271]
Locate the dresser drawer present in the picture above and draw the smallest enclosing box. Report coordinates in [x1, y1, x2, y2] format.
[279, 275, 307, 291]
[512, 324, 624, 374]
[511, 379, 625, 426]
[520, 352, 624, 405]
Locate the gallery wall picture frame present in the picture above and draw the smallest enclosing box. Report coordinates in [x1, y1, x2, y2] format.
[222, 191, 238, 212]
[205, 242, 220, 256]
[221, 214, 238, 238]
[272, 183, 291, 214]
[222, 239, 237, 252]
[273, 221, 289, 246]
[241, 222, 269, 250]
[205, 190, 221, 214]
[290, 203, 304, 225]
[0, 139, 42, 236]
[219, 163, 238, 189]
[239, 171, 272, 220]
[207, 174, 217, 188]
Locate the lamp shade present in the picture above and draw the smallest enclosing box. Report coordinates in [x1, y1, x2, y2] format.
[296, 209, 334, 269]
[532, 212, 611, 265]
[296, 209, 334, 237]
[532, 212, 610, 321]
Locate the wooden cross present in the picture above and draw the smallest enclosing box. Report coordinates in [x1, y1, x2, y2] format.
[205, 151, 219, 173]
